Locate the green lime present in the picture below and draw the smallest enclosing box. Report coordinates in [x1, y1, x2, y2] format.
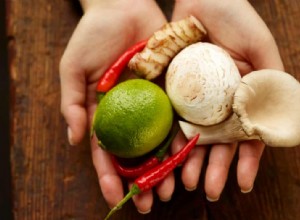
[93, 79, 173, 158]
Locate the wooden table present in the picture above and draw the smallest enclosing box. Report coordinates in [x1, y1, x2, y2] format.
[7, 0, 300, 219]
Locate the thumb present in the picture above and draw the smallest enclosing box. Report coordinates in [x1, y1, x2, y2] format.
[248, 34, 284, 71]
[60, 59, 87, 146]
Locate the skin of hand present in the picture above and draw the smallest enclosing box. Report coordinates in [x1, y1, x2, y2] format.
[59, 0, 172, 214]
[171, 0, 284, 201]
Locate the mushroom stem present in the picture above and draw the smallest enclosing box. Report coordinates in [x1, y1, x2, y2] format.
[179, 114, 259, 145]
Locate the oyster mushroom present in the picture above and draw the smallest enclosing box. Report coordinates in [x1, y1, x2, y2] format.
[180, 69, 300, 147]
[166, 42, 241, 126]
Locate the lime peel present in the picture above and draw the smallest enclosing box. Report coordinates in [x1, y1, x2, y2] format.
[93, 79, 173, 158]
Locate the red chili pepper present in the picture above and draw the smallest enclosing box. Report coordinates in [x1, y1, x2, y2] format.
[104, 133, 200, 220]
[111, 126, 179, 179]
[111, 156, 159, 179]
[96, 40, 147, 98]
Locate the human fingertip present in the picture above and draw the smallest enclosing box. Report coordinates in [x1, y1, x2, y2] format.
[137, 208, 151, 215]
[159, 196, 172, 202]
[241, 186, 253, 194]
[67, 126, 76, 146]
[185, 186, 197, 192]
[206, 195, 219, 202]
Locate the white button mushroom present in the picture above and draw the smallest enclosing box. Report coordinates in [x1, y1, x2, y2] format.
[166, 42, 241, 126]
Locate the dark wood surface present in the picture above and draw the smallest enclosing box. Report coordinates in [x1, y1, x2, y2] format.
[1, 0, 12, 219]
[7, 0, 300, 219]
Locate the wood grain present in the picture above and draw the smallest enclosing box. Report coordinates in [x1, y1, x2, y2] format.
[7, 0, 300, 219]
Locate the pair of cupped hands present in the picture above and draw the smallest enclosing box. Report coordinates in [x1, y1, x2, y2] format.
[60, 0, 284, 214]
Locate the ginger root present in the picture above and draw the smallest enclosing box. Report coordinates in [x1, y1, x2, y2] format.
[128, 16, 207, 80]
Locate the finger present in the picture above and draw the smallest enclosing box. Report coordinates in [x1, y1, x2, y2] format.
[181, 145, 207, 191]
[60, 55, 87, 146]
[237, 140, 265, 193]
[241, 2, 284, 72]
[205, 143, 237, 202]
[156, 164, 175, 202]
[131, 183, 153, 215]
[172, 129, 207, 191]
[171, 129, 187, 155]
[91, 137, 124, 208]
[247, 30, 284, 71]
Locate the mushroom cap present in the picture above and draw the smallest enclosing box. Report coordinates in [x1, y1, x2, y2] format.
[166, 42, 241, 126]
[233, 69, 300, 147]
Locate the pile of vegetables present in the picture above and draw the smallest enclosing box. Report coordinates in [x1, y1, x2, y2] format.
[91, 15, 300, 219]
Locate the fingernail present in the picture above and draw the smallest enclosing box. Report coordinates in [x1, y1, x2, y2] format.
[67, 127, 75, 146]
[185, 186, 197, 192]
[137, 209, 151, 215]
[206, 196, 219, 202]
[241, 186, 253, 194]
[160, 196, 172, 202]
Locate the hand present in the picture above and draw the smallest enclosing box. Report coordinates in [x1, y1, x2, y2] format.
[171, 0, 284, 201]
[59, 0, 168, 213]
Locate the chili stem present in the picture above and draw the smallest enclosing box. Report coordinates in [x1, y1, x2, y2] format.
[155, 125, 179, 161]
[103, 184, 141, 220]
